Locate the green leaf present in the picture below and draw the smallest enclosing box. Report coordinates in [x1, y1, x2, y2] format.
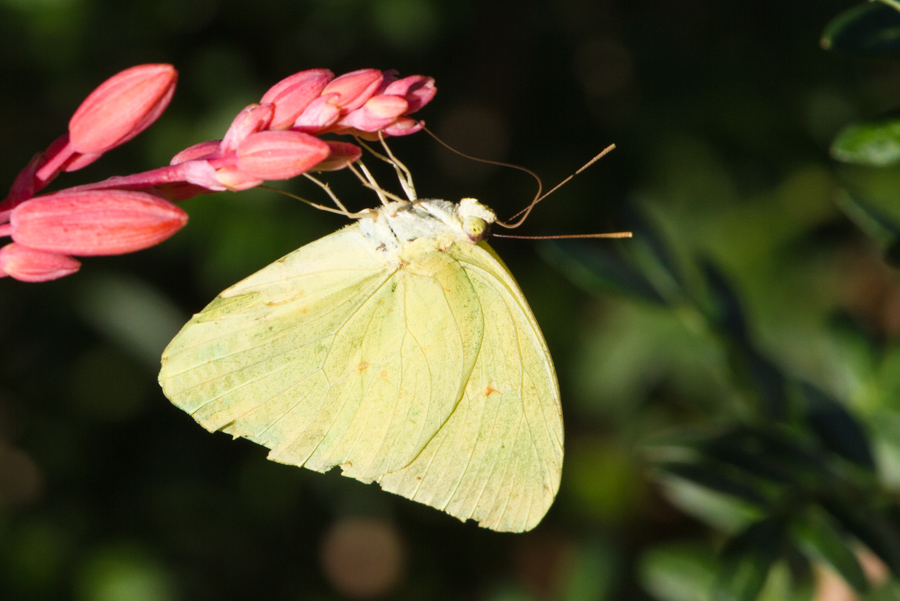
[831, 119, 900, 166]
[821, 2, 900, 56]
[742, 349, 789, 422]
[657, 461, 769, 506]
[799, 383, 875, 470]
[703, 427, 837, 489]
[698, 261, 789, 419]
[791, 512, 870, 594]
[715, 519, 784, 601]
[701, 429, 798, 485]
[701, 260, 750, 344]
[625, 205, 688, 296]
[539, 241, 666, 304]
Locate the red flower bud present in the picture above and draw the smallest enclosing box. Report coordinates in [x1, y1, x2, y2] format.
[321, 69, 384, 112]
[0, 243, 80, 282]
[337, 95, 409, 133]
[235, 131, 331, 180]
[211, 166, 264, 191]
[10, 190, 187, 256]
[383, 75, 436, 113]
[292, 94, 342, 133]
[261, 69, 334, 130]
[313, 142, 363, 171]
[220, 104, 274, 153]
[171, 140, 221, 165]
[69, 64, 177, 154]
[383, 117, 424, 137]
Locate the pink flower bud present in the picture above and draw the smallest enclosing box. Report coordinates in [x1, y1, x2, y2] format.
[383, 117, 424, 137]
[292, 94, 342, 133]
[171, 140, 221, 165]
[10, 190, 188, 256]
[261, 69, 334, 130]
[321, 69, 384, 112]
[220, 104, 274, 153]
[235, 131, 330, 180]
[313, 142, 363, 171]
[0, 243, 80, 282]
[383, 75, 436, 113]
[179, 160, 228, 191]
[337, 95, 409, 133]
[69, 64, 178, 154]
[211, 166, 264, 191]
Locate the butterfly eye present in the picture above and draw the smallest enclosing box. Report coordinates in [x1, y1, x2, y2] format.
[462, 216, 489, 242]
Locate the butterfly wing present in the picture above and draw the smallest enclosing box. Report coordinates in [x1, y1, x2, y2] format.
[159, 226, 562, 532]
[379, 240, 563, 532]
[159, 224, 485, 481]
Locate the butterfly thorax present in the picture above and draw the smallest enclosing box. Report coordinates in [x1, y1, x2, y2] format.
[357, 198, 496, 258]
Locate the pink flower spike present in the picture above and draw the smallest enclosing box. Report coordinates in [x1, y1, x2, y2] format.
[69, 64, 178, 154]
[337, 95, 409, 133]
[383, 75, 436, 113]
[11, 190, 188, 256]
[292, 94, 342, 133]
[261, 69, 334, 130]
[0, 243, 81, 282]
[171, 140, 221, 165]
[382, 117, 424, 137]
[220, 104, 275, 153]
[236, 130, 331, 180]
[313, 142, 363, 171]
[321, 69, 384, 112]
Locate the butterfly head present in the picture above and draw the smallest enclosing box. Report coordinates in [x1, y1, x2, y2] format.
[458, 198, 496, 243]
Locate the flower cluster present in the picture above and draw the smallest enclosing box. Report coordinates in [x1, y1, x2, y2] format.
[0, 65, 435, 281]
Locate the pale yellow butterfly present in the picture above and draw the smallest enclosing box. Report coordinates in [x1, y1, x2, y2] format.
[158, 146, 619, 532]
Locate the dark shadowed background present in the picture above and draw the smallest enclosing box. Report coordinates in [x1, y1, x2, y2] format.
[2, 1, 899, 600]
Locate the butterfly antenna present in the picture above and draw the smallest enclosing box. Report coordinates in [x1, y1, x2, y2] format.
[493, 231, 632, 240]
[423, 126, 545, 203]
[498, 144, 616, 229]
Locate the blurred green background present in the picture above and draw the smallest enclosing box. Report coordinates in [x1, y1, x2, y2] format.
[3, 0, 900, 599]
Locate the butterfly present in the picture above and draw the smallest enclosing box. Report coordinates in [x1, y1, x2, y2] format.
[158, 155, 565, 532]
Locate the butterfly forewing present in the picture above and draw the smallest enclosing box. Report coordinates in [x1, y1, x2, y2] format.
[160, 225, 487, 478]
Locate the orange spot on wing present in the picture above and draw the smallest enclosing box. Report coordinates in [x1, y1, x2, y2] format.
[483, 384, 501, 397]
[356, 361, 370, 372]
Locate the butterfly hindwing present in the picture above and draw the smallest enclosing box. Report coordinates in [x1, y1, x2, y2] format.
[379, 241, 563, 532]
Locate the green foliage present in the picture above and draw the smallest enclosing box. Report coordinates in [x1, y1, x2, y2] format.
[832, 119, 900, 166]
[554, 198, 900, 598]
[821, 2, 900, 56]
